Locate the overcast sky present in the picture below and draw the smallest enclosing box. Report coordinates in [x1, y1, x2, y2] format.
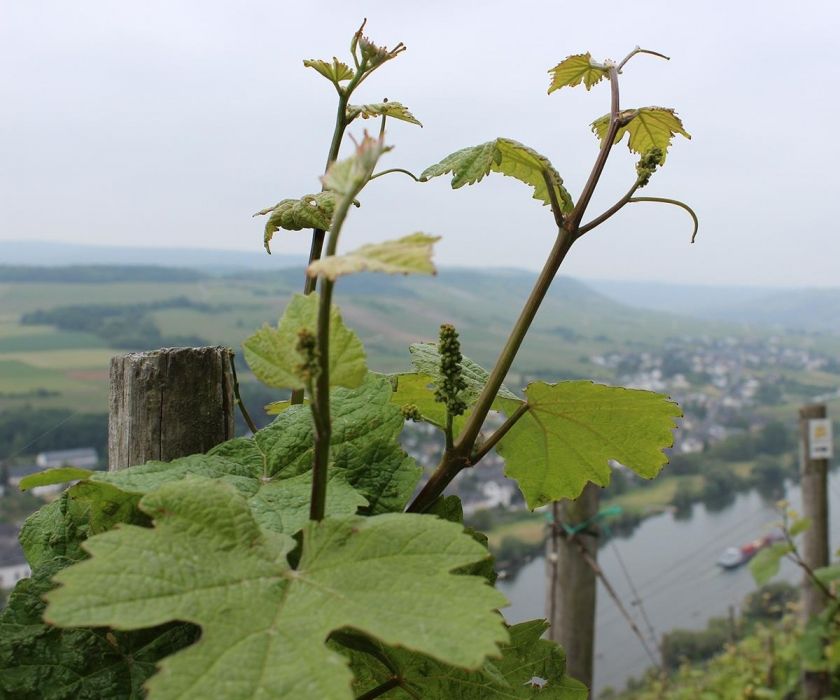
[2, 1, 837, 287]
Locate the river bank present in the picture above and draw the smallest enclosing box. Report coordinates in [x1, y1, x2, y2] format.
[473, 456, 791, 578]
[495, 472, 840, 695]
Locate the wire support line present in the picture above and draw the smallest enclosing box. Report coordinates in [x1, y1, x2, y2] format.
[609, 539, 660, 657]
[570, 533, 663, 674]
[595, 506, 772, 628]
[1, 410, 82, 463]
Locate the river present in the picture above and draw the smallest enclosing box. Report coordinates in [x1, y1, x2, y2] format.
[497, 472, 840, 695]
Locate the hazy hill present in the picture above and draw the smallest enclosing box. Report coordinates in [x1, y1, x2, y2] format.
[7, 239, 838, 333]
[585, 279, 840, 334]
[1, 240, 303, 272]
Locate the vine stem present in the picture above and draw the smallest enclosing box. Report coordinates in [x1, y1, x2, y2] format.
[355, 678, 402, 700]
[568, 63, 621, 230]
[292, 63, 368, 406]
[469, 401, 529, 464]
[302, 62, 368, 295]
[578, 181, 641, 237]
[309, 194, 355, 521]
[406, 230, 574, 513]
[406, 62, 624, 513]
[229, 353, 258, 434]
[781, 525, 837, 603]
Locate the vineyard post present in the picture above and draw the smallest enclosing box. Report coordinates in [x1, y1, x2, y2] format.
[108, 347, 235, 470]
[799, 402, 831, 699]
[546, 482, 601, 689]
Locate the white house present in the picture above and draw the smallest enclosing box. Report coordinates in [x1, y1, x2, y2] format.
[0, 525, 30, 590]
[36, 448, 98, 470]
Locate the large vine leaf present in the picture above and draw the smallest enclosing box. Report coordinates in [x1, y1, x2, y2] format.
[421, 138, 574, 212]
[243, 292, 367, 392]
[46, 480, 508, 700]
[23, 377, 413, 529]
[99, 466, 364, 537]
[303, 58, 355, 83]
[548, 53, 608, 93]
[255, 191, 338, 254]
[496, 381, 681, 508]
[340, 619, 588, 699]
[591, 107, 690, 161]
[211, 374, 421, 514]
[0, 558, 198, 700]
[5, 486, 195, 700]
[427, 495, 496, 583]
[347, 101, 422, 126]
[19, 480, 147, 570]
[307, 233, 439, 280]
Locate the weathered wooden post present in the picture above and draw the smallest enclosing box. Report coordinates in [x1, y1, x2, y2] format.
[546, 482, 600, 691]
[108, 346, 235, 471]
[799, 403, 832, 699]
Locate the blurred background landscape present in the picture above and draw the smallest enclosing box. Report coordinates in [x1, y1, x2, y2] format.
[2, 240, 839, 693]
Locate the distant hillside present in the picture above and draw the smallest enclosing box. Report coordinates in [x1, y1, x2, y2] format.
[705, 288, 840, 332]
[0, 265, 208, 283]
[0, 240, 303, 272]
[586, 279, 840, 333]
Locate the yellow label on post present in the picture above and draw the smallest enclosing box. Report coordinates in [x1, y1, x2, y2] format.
[809, 418, 834, 460]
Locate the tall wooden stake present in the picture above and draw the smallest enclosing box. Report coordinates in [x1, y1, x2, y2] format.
[799, 403, 831, 699]
[108, 346, 235, 471]
[546, 482, 600, 691]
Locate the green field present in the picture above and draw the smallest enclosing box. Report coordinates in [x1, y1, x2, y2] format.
[0, 266, 834, 420]
[0, 268, 693, 415]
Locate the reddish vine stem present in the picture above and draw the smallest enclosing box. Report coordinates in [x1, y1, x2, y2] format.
[578, 181, 641, 236]
[469, 402, 529, 465]
[407, 62, 625, 514]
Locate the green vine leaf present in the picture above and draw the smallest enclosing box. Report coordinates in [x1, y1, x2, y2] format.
[749, 541, 794, 586]
[341, 619, 587, 699]
[212, 374, 421, 514]
[255, 192, 338, 254]
[46, 480, 508, 700]
[19, 467, 93, 491]
[264, 398, 298, 414]
[427, 495, 496, 583]
[81, 375, 413, 517]
[322, 134, 391, 197]
[591, 107, 690, 161]
[1, 558, 199, 700]
[389, 372, 447, 426]
[389, 348, 522, 432]
[307, 233, 439, 280]
[496, 381, 681, 508]
[421, 138, 574, 212]
[243, 292, 367, 392]
[100, 466, 365, 537]
[548, 53, 608, 93]
[19, 480, 146, 570]
[5, 488, 195, 699]
[347, 101, 422, 126]
[303, 58, 355, 84]
[789, 516, 812, 537]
